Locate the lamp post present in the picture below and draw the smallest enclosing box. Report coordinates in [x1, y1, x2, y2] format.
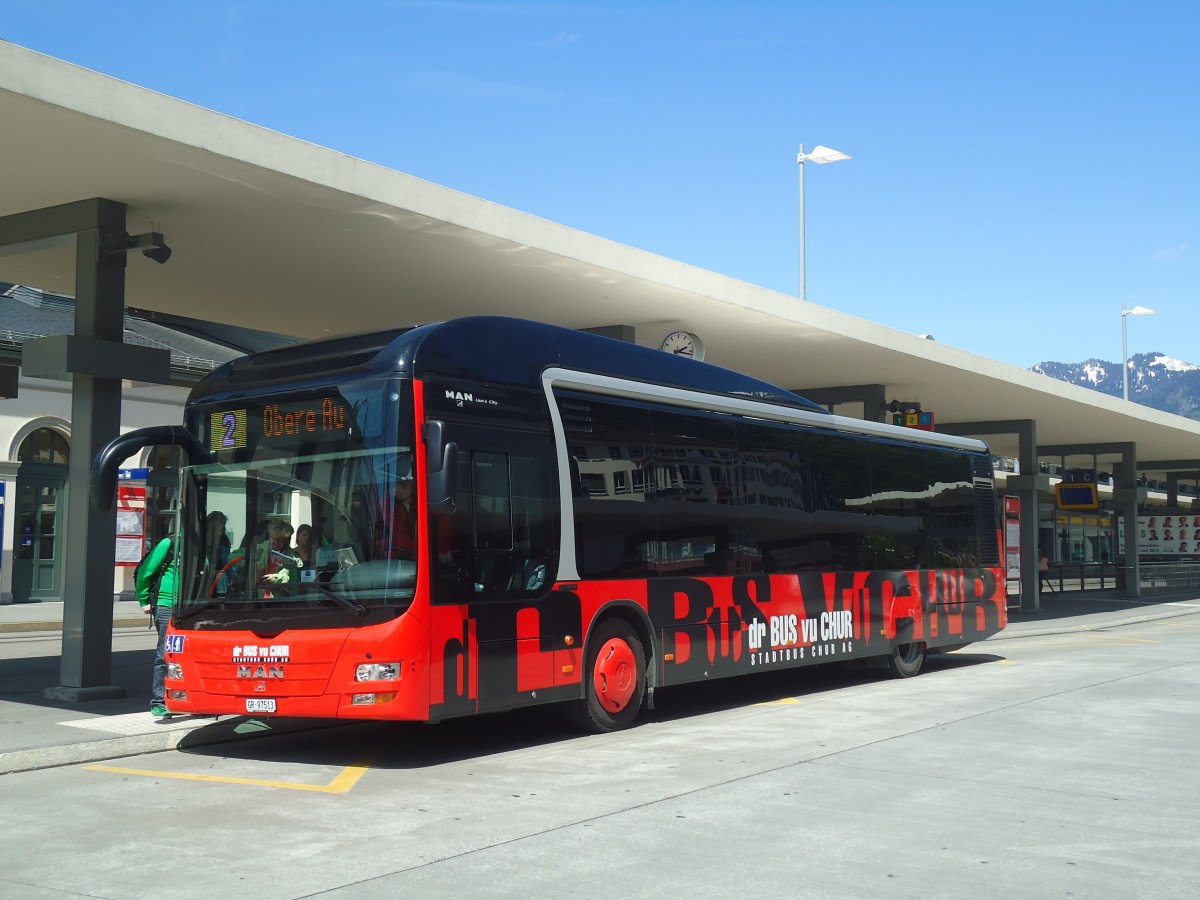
[1121, 305, 1156, 400]
[797, 143, 850, 301]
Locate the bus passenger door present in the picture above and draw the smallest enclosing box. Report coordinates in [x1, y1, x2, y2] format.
[426, 424, 566, 713]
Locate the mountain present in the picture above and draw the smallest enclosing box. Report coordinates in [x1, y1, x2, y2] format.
[1030, 352, 1200, 420]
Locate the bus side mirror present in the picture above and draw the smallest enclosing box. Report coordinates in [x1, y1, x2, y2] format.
[423, 420, 457, 516]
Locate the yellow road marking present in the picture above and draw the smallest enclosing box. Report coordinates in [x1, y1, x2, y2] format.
[756, 697, 801, 706]
[87, 751, 374, 793]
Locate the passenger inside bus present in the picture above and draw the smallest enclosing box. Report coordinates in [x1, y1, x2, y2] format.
[238, 519, 271, 565]
[376, 454, 453, 564]
[206, 510, 232, 595]
[258, 519, 301, 597]
[294, 523, 313, 568]
[376, 457, 419, 559]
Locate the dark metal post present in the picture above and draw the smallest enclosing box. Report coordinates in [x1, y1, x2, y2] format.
[54, 208, 129, 696]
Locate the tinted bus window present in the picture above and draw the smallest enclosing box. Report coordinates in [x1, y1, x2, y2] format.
[649, 408, 738, 576]
[806, 430, 871, 571]
[472, 451, 512, 551]
[434, 426, 557, 601]
[926, 450, 978, 568]
[865, 440, 931, 570]
[737, 421, 812, 573]
[560, 396, 656, 580]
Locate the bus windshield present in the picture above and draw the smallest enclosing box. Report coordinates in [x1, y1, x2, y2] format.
[181, 447, 418, 615]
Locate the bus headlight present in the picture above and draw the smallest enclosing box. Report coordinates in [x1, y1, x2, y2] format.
[355, 662, 402, 682]
[167, 662, 184, 680]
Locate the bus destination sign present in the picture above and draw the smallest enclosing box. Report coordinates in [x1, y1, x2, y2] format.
[209, 397, 348, 453]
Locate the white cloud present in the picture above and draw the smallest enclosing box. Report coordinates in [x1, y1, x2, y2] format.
[1150, 244, 1189, 263]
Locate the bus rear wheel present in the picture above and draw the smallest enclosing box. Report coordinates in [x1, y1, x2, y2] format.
[887, 640, 926, 678]
[568, 619, 645, 733]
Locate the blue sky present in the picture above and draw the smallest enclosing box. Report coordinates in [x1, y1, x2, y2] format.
[3, 1, 1196, 368]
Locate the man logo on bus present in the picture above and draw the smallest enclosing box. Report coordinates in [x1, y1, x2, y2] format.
[237, 665, 284, 679]
[444, 389, 498, 409]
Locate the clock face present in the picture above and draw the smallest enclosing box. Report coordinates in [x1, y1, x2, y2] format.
[660, 330, 704, 361]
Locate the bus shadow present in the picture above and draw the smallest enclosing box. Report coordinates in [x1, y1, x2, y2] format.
[648, 649, 1002, 724]
[926, 648, 1005, 670]
[176, 651, 1006, 770]
[176, 707, 581, 769]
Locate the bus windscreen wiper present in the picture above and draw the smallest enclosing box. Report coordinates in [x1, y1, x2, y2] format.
[309, 580, 368, 617]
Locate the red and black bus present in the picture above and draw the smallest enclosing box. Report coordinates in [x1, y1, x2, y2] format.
[95, 316, 1006, 732]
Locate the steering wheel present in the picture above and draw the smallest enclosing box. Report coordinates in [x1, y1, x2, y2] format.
[210, 554, 247, 598]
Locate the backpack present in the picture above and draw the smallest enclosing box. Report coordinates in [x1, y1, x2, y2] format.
[135, 546, 174, 609]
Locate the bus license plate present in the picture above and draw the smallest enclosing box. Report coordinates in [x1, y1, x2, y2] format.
[245, 698, 276, 713]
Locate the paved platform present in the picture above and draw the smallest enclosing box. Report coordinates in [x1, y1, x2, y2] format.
[0, 597, 148, 632]
[2, 593, 1198, 776]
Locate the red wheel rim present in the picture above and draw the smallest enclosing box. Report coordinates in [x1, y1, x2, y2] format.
[593, 637, 637, 713]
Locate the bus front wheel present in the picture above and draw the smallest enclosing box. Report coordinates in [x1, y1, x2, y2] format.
[568, 619, 645, 733]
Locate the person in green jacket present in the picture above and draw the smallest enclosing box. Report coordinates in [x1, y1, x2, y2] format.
[136, 533, 180, 719]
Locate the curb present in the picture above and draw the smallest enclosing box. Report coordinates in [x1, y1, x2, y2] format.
[0, 716, 347, 776]
[0, 618, 148, 634]
[0, 723, 213, 775]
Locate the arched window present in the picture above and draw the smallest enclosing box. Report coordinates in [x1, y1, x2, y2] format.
[17, 428, 70, 465]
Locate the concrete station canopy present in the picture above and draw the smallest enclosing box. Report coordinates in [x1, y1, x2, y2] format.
[3, 39, 1198, 467]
